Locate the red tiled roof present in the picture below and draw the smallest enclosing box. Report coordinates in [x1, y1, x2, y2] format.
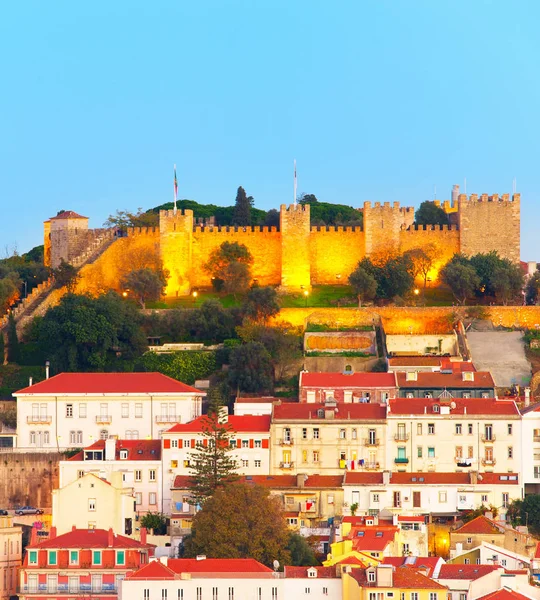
[301, 372, 397, 388]
[475, 590, 532, 600]
[16, 372, 203, 395]
[166, 558, 273, 573]
[344, 472, 520, 485]
[49, 210, 88, 220]
[284, 566, 337, 578]
[68, 440, 161, 462]
[351, 567, 447, 589]
[172, 476, 192, 489]
[389, 397, 519, 416]
[348, 526, 398, 551]
[454, 516, 505, 535]
[381, 556, 441, 576]
[166, 415, 270, 433]
[172, 474, 344, 490]
[127, 560, 177, 580]
[273, 402, 386, 420]
[437, 564, 500, 580]
[332, 555, 368, 566]
[28, 528, 153, 549]
[440, 359, 476, 373]
[396, 371, 495, 389]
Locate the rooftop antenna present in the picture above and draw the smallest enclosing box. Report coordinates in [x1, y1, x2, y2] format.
[173, 164, 178, 215]
[294, 159, 297, 206]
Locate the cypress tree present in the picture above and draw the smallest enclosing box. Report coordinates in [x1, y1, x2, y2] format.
[232, 186, 252, 226]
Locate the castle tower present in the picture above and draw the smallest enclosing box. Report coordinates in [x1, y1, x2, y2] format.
[363, 201, 412, 257]
[45, 210, 89, 268]
[458, 193, 520, 263]
[159, 209, 194, 296]
[279, 204, 311, 291]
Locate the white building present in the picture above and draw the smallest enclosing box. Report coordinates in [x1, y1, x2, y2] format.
[0, 516, 22, 600]
[519, 399, 540, 495]
[59, 438, 163, 514]
[15, 372, 204, 450]
[161, 414, 271, 513]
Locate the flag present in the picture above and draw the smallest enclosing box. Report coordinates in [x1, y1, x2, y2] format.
[294, 159, 297, 204]
[174, 164, 178, 201]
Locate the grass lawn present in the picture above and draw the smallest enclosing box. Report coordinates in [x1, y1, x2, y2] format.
[280, 285, 357, 308]
[147, 291, 241, 309]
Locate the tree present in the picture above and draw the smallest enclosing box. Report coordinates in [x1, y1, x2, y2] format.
[121, 267, 168, 308]
[104, 208, 158, 230]
[6, 312, 20, 363]
[461, 504, 498, 523]
[526, 271, 540, 305]
[440, 257, 480, 305]
[286, 533, 319, 566]
[404, 245, 437, 295]
[298, 193, 319, 204]
[204, 241, 254, 295]
[378, 255, 414, 299]
[348, 265, 377, 307]
[232, 186, 253, 226]
[140, 512, 167, 535]
[415, 201, 449, 226]
[469, 251, 505, 298]
[228, 341, 274, 393]
[183, 483, 291, 566]
[0, 272, 21, 314]
[264, 209, 280, 228]
[31, 292, 147, 372]
[506, 495, 540, 536]
[0, 331, 4, 366]
[188, 393, 239, 505]
[52, 259, 80, 292]
[189, 300, 238, 344]
[492, 262, 524, 305]
[241, 286, 280, 323]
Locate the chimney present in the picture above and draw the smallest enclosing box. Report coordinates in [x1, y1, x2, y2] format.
[484, 511, 493, 520]
[469, 471, 478, 485]
[45, 360, 50, 380]
[29, 377, 33, 386]
[108, 527, 114, 548]
[382, 471, 391, 486]
[297, 473, 307, 488]
[105, 438, 116, 461]
[159, 556, 168, 565]
[49, 526, 57, 540]
[30, 525, 38, 545]
[525, 387, 531, 407]
[140, 527, 147, 545]
[406, 371, 417, 382]
[72, 525, 77, 532]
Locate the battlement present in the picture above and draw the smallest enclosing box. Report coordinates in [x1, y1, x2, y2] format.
[160, 208, 194, 217]
[404, 224, 459, 232]
[310, 225, 363, 233]
[193, 225, 279, 233]
[280, 203, 309, 213]
[127, 227, 160, 236]
[458, 193, 519, 203]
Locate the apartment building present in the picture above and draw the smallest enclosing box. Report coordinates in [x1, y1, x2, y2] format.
[396, 371, 496, 399]
[0, 516, 22, 600]
[299, 371, 397, 404]
[15, 372, 204, 449]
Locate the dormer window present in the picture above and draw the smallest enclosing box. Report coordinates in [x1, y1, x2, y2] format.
[433, 404, 440, 413]
[120, 450, 128, 460]
[462, 371, 474, 382]
[367, 569, 376, 583]
[307, 567, 317, 578]
[317, 409, 324, 418]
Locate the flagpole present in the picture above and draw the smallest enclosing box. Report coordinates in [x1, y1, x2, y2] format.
[294, 159, 297, 206]
[173, 164, 178, 215]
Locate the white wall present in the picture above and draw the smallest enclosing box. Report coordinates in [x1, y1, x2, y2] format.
[386, 333, 458, 355]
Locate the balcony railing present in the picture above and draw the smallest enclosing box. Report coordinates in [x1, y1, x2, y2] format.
[279, 461, 295, 469]
[26, 416, 52, 424]
[363, 462, 380, 470]
[363, 438, 380, 447]
[481, 458, 497, 466]
[455, 457, 473, 466]
[155, 415, 179, 424]
[394, 434, 409, 442]
[394, 457, 409, 464]
[95, 415, 112, 424]
[481, 434, 496, 443]
[280, 438, 294, 446]
[21, 586, 118, 595]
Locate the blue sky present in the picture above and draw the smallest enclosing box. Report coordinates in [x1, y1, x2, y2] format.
[1, 0, 538, 259]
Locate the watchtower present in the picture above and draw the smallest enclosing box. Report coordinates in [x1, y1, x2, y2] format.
[44, 211, 90, 268]
[279, 204, 311, 291]
[159, 209, 194, 296]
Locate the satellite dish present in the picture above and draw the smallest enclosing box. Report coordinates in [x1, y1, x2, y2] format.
[450, 401, 456, 409]
[273, 560, 280, 571]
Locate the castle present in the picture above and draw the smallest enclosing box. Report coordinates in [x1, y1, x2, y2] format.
[44, 186, 521, 297]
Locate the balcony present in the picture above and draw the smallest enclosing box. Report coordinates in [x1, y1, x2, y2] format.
[394, 434, 409, 442]
[280, 461, 295, 469]
[363, 438, 380, 447]
[394, 457, 409, 464]
[26, 416, 52, 425]
[21, 586, 118, 595]
[280, 438, 294, 446]
[95, 415, 112, 424]
[363, 462, 380, 471]
[481, 434, 496, 443]
[155, 415, 179, 424]
[481, 458, 497, 466]
[455, 457, 473, 466]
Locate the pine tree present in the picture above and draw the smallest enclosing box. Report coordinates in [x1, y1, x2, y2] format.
[232, 186, 252, 226]
[6, 312, 20, 363]
[188, 385, 239, 505]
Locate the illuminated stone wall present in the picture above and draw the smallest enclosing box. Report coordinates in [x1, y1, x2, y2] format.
[280, 204, 311, 291]
[309, 226, 365, 284]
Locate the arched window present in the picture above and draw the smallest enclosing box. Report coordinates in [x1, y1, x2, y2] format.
[344, 364, 353, 373]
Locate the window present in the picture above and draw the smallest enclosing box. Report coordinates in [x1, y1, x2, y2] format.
[170, 439, 178, 448]
[149, 492, 157, 505]
[368, 429, 376, 445]
[272, 588, 278, 599]
[373, 493, 380, 503]
[501, 559, 507, 567]
[88, 498, 96, 511]
[460, 594, 467, 600]
[212, 586, 218, 600]
[411, 594, 418, 600]
[313, 428, 320, 439]
[305, 587, 310, 593]
[367, 570, 376, 583]
[339, 429, 346, 439]
[402, 543, 410, 554]
[456, 446, 463, 459]
[302, 428, 307, 439]
[29, 550, 38, 565]
[508, 446, 513, 459]
[29, 431, 36, 445]
[397, 446, 406, 459]
[149, 469, 156, 482]
[481, 494, 488, 502]
[117, 550, 125, 565]
[312, 451, 319, 463]
[417, 423, 422, 435]
[135, 492, 142, 505]
[467, 537, 472, 544]
[429, 594, 438, 600]
[79, 403, 87, 418]
[468, 446, 474, 458]
[428, 423, 435, 435]
[323, 588, 328, 595]
[352, 428, 357, 440]
[91, 550, 101, 565]
[48, 550, 57, 565]
[135, 403, 143, 417]
[502, 493, 509, 508]
[242, 439, 249, 448]
[66, 404, 73, 418]
[242, 459, 249, 468]
[68, 549, 78, 565]
[535, 466, 540, 479]
[230, 439, 237, 448]
[485, 424, 493, 441]
[178, 591, 184, 600]
[183, 439, 190, 448]
[228, 587, 235, 600]
[197, 589, 202, 600]
[77, 470, 85, 478]
[417, 446, 423, 458]
[428, 447, 435, 458]
[255, 440, 262, 448]
[135, 470, 142, 482]
[439, 491, 447, 502]
[121, 403, 129, 418]
[99, 429, 108, 440]
[455, 423, 462, 434]
[464, 558, 470, 564]
[254, 459, 261, 468]
[119, 449, 128, 460]
[508, 424, 513, 435]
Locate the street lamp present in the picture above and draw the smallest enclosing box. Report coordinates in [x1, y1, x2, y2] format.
[192, 291, 198, 304]
[23, 281, 28, 298]
[303, 289, 309, 307]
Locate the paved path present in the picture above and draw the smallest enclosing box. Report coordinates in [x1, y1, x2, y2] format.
[466, 330, 531, 388]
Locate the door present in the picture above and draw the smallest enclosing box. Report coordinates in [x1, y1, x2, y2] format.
[369, 429, 376, 445]
[92, 574, 102, 592]
[69, 576, 78, 594]
[28, 574, 38, 594]
[393, 491, 401, 508]
[413, 491, 421, 508]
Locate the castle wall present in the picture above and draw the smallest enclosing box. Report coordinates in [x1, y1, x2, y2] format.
[309, 227, 365, 284]
[160, 210, 194, 296]
[43, 221, 51, 267]
[191, 226, 282, 288]
[280, 204, 311, 291]
[363, 201, 414, 258]
[458, 193, 520, 263]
